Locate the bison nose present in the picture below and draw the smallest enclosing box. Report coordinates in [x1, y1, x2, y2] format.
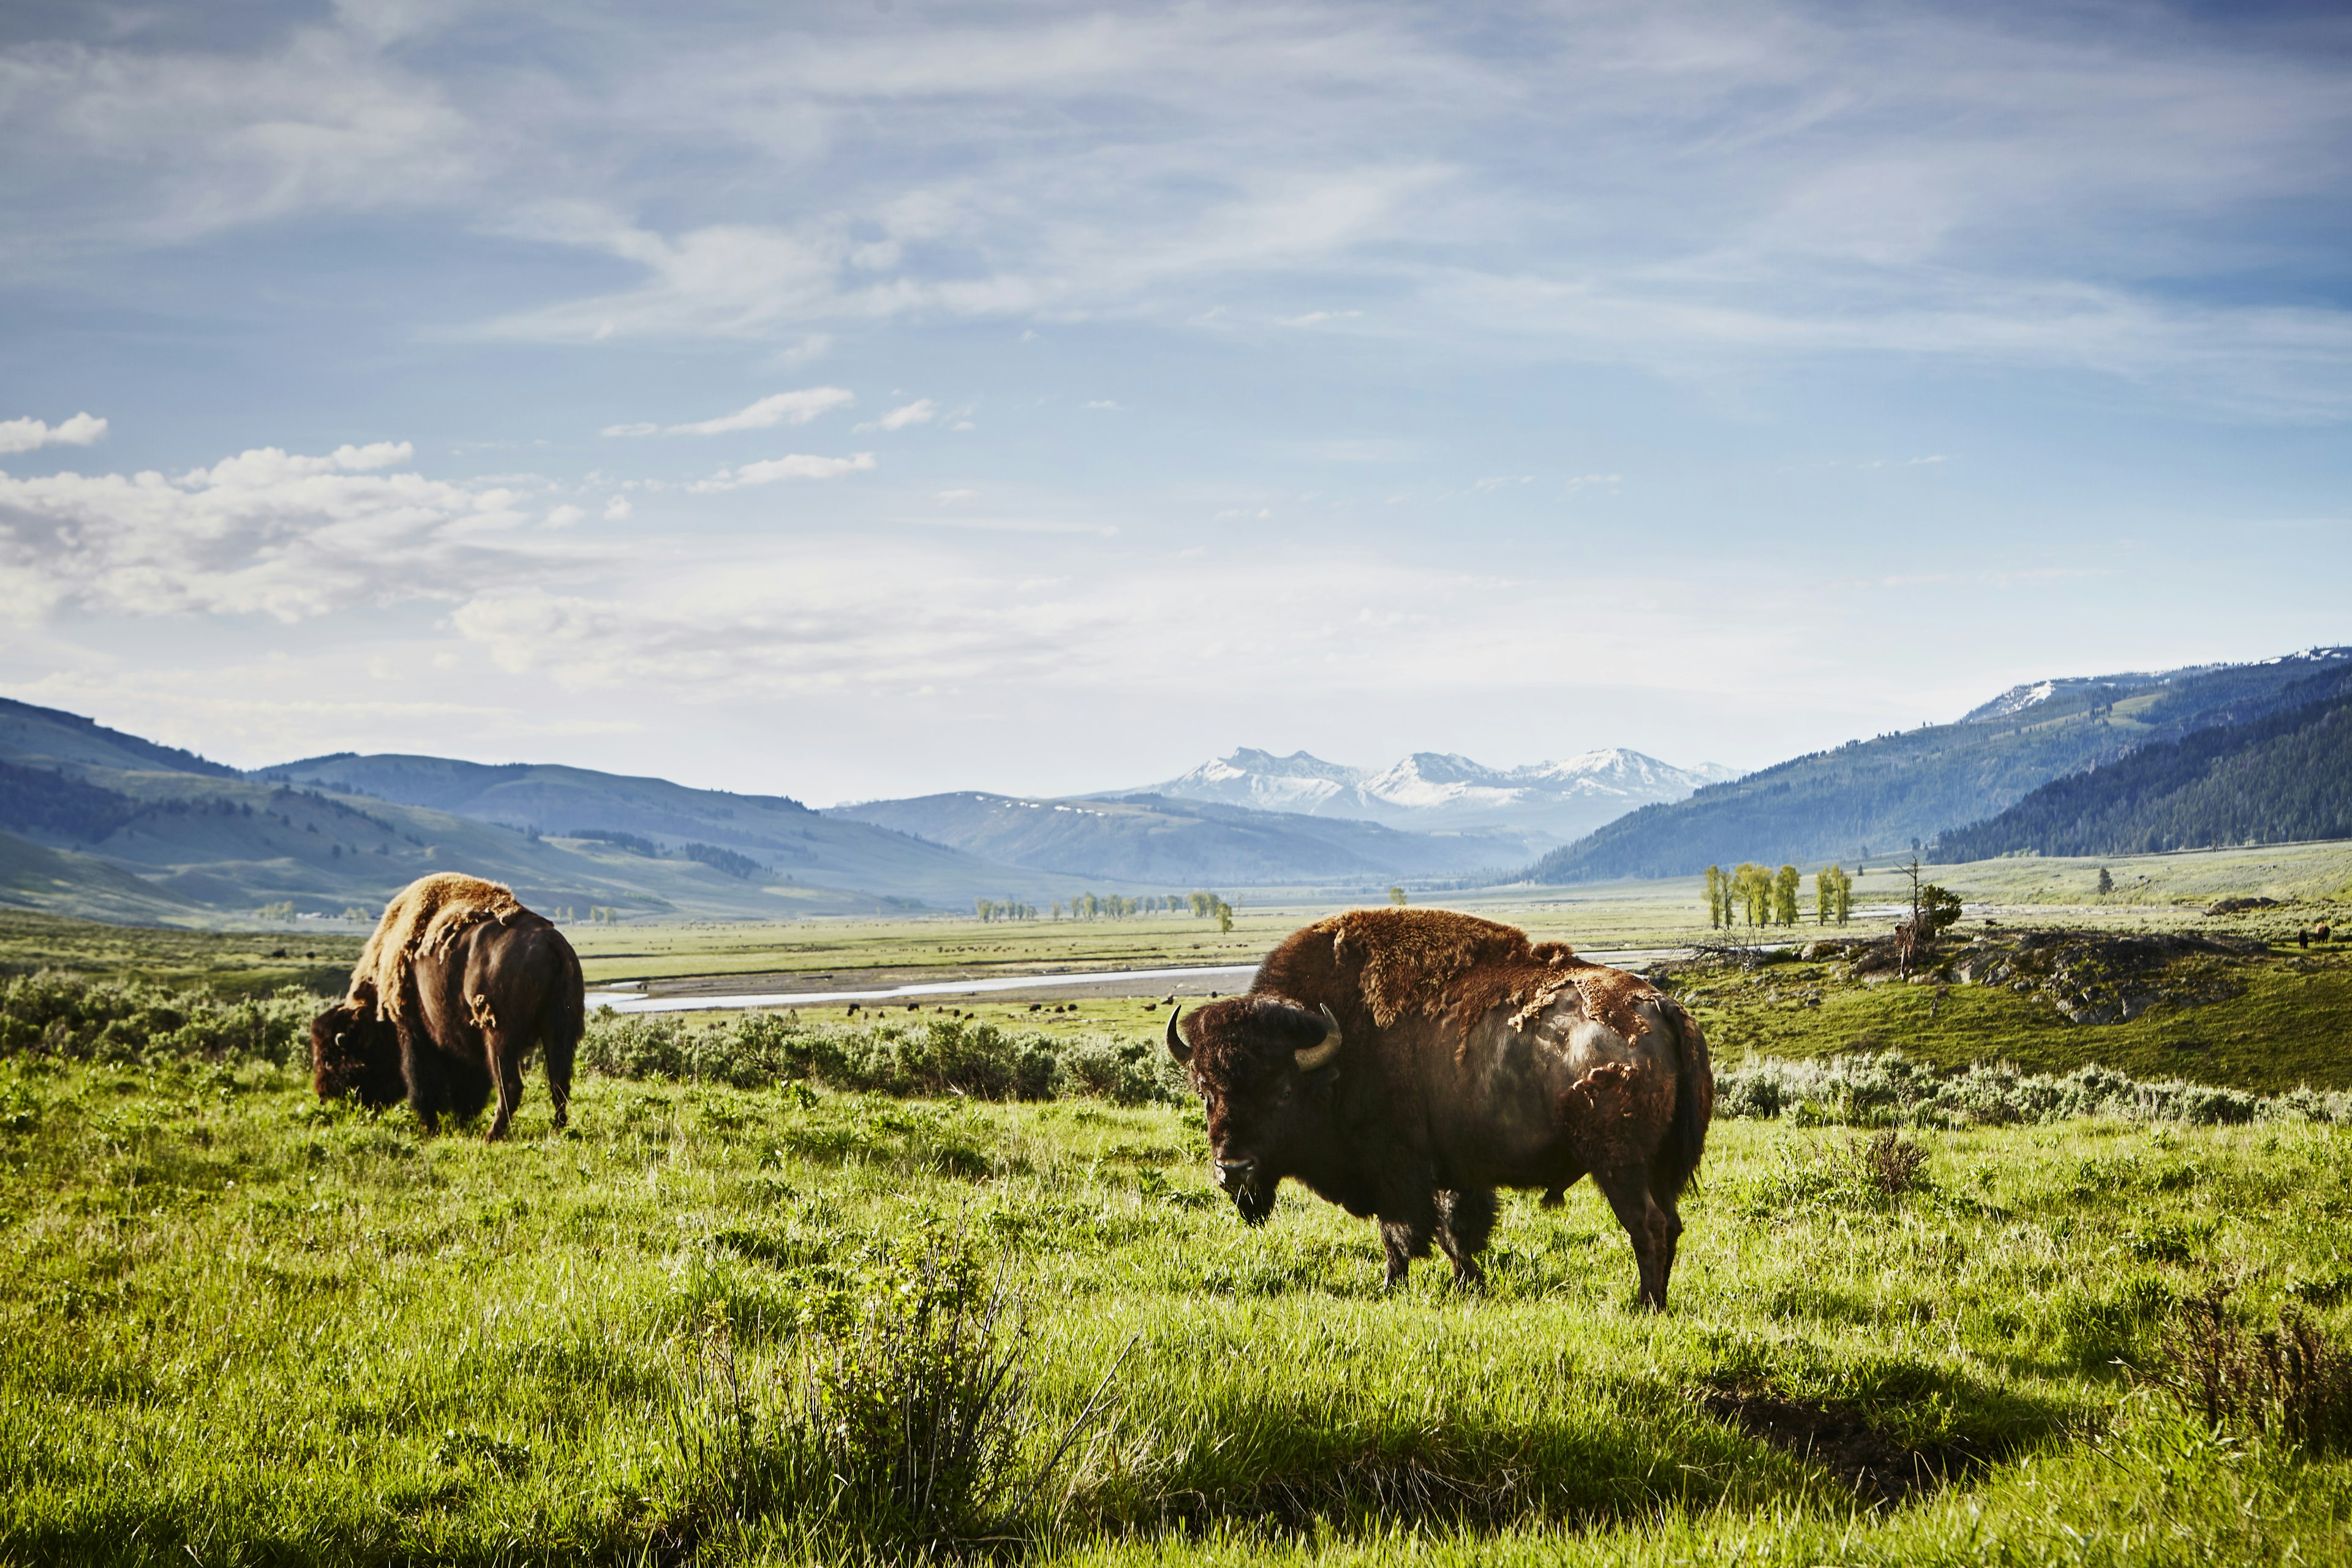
[1214, 1157, 1257, 1189]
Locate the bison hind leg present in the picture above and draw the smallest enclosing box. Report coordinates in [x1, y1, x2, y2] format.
[1434, 1188, 1498, 1286]
[1593, 1164, 1681, 1312]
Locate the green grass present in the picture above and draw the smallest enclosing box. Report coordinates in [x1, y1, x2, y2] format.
[5, 1050, 2351, 1564]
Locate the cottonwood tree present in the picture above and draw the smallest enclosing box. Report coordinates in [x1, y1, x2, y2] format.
[1731, 863, 1773, 927]
[1773, 865, 1800, 926]
[1815, 865, 1853, 925]
[1705, 866, 1725, 929]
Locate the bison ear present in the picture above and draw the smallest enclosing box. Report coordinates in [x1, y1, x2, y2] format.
[1164, 1005, 1192, 1065]
[1293, 1005, 1343, 1073]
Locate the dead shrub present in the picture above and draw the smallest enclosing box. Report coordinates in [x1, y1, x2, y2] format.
[2154, 1285, 2352, 1452]
[1848, 1129, 1929, 1197]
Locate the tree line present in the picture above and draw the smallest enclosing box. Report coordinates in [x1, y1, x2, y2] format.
[978, 892, 1235, 931]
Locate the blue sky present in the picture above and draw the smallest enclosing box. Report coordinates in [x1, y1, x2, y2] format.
[2, 0, 2348, 805]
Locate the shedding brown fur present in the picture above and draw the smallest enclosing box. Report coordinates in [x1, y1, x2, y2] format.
[1313, 906, 1656, 1049]
[348, 873, 526, 1022]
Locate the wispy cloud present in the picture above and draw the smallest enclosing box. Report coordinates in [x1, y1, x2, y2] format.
[686, 452, 876, 492]
[856, 399, 935, 432]
[603, 388, 854, 437]
[0, 413, 107, 454]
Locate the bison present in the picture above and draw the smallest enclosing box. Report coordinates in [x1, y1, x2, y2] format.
[1166, 907, 1713, 1310]
[312, 873, 584, 1139]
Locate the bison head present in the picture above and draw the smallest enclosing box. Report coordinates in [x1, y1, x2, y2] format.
[310, 988, 406, 1108]
[1164, 996, 1343, 1226]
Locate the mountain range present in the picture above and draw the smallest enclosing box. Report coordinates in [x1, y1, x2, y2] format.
[7, 644, 2350, 924]
[1141, 747, 1736, 844]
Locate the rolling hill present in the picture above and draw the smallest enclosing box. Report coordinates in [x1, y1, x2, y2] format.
[823, 790, 1531, 886]
[0, 702, 1103, 923]
[251, 752, 1091, 909]
[1525, 648, 2352, 882]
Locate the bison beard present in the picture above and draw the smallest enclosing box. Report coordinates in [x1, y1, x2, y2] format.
[1167, 908, 1713, 1310]
[312, 874, 584, 1140]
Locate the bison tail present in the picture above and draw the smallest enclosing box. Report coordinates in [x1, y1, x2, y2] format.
[1655, 997, 1714, 1202]
[547, 940, 587, 1063]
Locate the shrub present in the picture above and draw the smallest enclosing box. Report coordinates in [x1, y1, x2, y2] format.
[580, 1009, 1188, 1106]
[662, 1232, 1046, 1553]
[1849, 1129, 1928, 1197]
[0, 970, 318, 1066]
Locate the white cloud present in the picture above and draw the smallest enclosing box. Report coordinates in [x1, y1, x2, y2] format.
[935, 489, 978, 503]
[0, 413, 108, 454]
[439, 537, 1788, 715]
[545, 503, 585, 528]
[686, 452, 876, 492]
[603, 496, 633, 521]
[856, 399, 935, 432]
[1084, 399, 1121, 410]
[0, 439, 562, 622]
[604, 387, 856, 437]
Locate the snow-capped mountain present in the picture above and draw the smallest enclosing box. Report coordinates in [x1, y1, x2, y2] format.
[1158, 748, 1368, 815]
[1138, 746, 1737, 846]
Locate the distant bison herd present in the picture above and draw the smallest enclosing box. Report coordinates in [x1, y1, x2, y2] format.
[313, 881, 1711, 1304]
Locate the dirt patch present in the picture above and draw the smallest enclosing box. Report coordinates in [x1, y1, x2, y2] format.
[1700, 1390, 1992, 1507]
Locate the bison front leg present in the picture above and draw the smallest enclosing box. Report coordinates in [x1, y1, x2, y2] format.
[1376, 1185, 1442, 1290]
[1434, 1188, 1498, 1287]
[395, 1015, 447, 1134]
[1593, 1165, 1679, 1311]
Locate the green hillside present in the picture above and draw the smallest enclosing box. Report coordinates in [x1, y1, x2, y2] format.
[1528, 649, 2352, 883]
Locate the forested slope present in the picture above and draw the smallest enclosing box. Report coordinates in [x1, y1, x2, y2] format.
[1526, 650, 2352, 881]
[1939, 690, 2352, 859]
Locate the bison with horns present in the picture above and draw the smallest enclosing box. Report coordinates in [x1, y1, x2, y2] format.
[311, 873, 586, 1139]
[1166, 907, 1713, 1310]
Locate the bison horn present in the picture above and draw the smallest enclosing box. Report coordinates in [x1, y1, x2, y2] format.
[1294, 1005, 1343, 1072]
[1164, 1005, 1191, 1065]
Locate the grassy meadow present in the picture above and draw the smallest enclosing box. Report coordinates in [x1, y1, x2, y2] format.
[5, 1048, 2351, 1565]
[7, 844, 2352, 1564]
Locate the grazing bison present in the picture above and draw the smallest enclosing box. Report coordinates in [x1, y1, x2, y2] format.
[1166, 908, 1713, 1310]
[313, 873, 584, 1139]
